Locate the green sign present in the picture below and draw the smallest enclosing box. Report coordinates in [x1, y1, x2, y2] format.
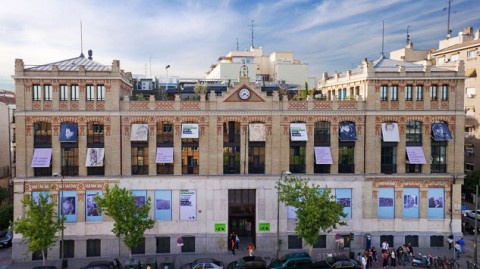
[258, 223, 270, 232]
[214, 223, 226, 233]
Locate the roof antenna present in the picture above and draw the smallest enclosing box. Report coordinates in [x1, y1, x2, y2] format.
[236, 37, 239, 51]
[446, 0, 452, 39]
[381, 20, 385, 56]
[250, 19, 255, 49]
[406, 25, 411, 45]
[80, 20, 84, 58]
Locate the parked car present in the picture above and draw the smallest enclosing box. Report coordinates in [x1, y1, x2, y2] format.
[0, 229, 13, 248]
[269, 252, 313, 269]
[190, 258, 224, 269]
[32, 266, 58, 269]
[80, 258, 122, 269]
[314, 256, 360, 269]
[466, 209, 480, 219]
[227, 256, 267, 269]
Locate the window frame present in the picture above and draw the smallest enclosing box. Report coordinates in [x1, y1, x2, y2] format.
[380, 85, 388, 101]
[405, 85, 413, 101]
[33, 84, 42, 101]
[86, 85, 95, 101]
[60, 85, 69, 101]
[71, 85, 79, 101]
[391, 85, 398, 101]
[415, 85, 424, 101]
[97, 85, 105, 101]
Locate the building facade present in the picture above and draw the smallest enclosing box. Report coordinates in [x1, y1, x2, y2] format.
[12, 52, 464, 261]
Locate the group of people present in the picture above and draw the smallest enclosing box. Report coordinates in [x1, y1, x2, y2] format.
[358, 242, 415, 269]
[229, 232, 255, 256]
[447, 235, 465, 258]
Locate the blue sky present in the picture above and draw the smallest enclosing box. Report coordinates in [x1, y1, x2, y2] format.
[1, 0, 479, 90]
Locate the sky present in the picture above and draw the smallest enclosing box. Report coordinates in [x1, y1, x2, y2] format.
[1, 0, 480, 90]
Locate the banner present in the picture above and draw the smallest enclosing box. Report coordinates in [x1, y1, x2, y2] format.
[132, 190, 147, 207]
[381, 123, 400, 142]
[314, 147, 333, 164]
[403, 188, 419, 219]
[155, 190, 172, 220]
[249, 123, 266, 141]
[156, 148, 174, 163]
[335, 188, 352, 219]
[290, 123, 308, 141]
[378, 188, 394, 219]
[182, 124, 199, 138]
[85, 148, 105, 167]
[59, 191, 77, 223]
[32, 191, 51, 204]
[427, 188, 444, 219]
[59, 123, 78, 142]
[31, 148, 52, 168]
[339, 122, 357, 141]
[85, 190, 103, 222]
[131, 124, 149, 141]
[431, 123, 452, 141]
[406, 147, 426, 164]
[179, 189, 197, 220]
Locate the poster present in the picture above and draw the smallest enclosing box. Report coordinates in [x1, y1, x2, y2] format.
[131, 124, 149, 141]
[31, 191, 50, 204]
[290, 123, 308, 141]
[85, 190, 103, 222]
[155, 190, 172, 220]
[403, 188, 419, 219]
[427, 188, 444, 219]
[431, 123, 452, 141]
[378, 188, 394, 219]
[59, 191, 77, 223]
[59, 123, 78, 142]
[179, 189, 197, 220]
[336, 188, 352, 219]
[132, 190, 147, 207]
[181, 124, 199, 139]
[85, 148, 105, 167]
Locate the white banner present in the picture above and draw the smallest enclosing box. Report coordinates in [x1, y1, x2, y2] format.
[382, 123, 400, 142]
[179, 189, 197, 220]
[156, 147, 174, 163]
[131, 124, 149, 141]
[85, 148, 105, 167]
[31, 148, 52, 168]
[290, 123, 308, 141]
[182, 124, 199, 138]
[249, 123, 266, 141]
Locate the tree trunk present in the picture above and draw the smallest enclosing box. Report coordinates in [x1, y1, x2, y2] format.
[42, 250, 46, 266]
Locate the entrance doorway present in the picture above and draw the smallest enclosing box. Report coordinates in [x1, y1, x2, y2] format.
[228, 189, 256, 250]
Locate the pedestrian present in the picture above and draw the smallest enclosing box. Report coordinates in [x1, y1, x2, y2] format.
[390, 249, 396, 267]
[454, 241, 461, 259]
[458, 237, 465, 253]
[358, 253, 363, 264]
[396, 246, 404, 265]
[235, 233, 240, 249]
[372, 246, 378, 262]
[247, 244, 255, 256]
[402, 245, 409, 263]
[362, 254, 368, 269]
[407, 243, 413, 257]
[230, 233, 236, 255]
[447, 235, 454, 250]
[367, 248, 373, 267]
[382, 250, 389, 268]
[382, 240, 389, 251]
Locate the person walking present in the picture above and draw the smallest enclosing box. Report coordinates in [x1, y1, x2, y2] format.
[235, 233, 240, 250]
[407, 243, 413, 257]
[458, 237, 465, 253]
[390, 249, 396, 267]
[396, 246, 404, 266]
[382, 241, 389, 251]
[382, 250, 389, 269]
[230, 233, 236, 255]
[247, 244, 255, 256]
[372, 246, 378, 262]
[362, 254, 368, 269]
[447, 235, 454, 250]
[367, 248, 373, 268]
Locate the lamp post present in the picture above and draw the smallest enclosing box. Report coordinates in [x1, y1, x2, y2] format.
[276, 170, 291, 259]
[165, 65, 170, 93]
[53, 172, 65, 269]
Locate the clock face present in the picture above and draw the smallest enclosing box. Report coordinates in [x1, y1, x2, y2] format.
[239, 88, 251, 100]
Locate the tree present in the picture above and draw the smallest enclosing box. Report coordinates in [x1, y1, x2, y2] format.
[11, 193, 64, 266]
[464, 170, 480, 196]
[95, 185, 155, 258]
[277, 176, 347, 254]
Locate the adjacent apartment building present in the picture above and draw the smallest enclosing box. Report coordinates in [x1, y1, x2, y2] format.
[12, 50, 464, 262]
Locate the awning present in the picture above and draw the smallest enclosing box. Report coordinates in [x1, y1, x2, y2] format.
[466, 68, 477, 78]
[314, 147, 333, 164]
[405, 146, 427, 164]
[31, 148, 52, 167]
[382, 123, 400, 142]
[156, 147, 174, 163]
[431, 123, 452, 141]
[59, 123, 78, 142]
[131, 124, 149, 141]
[85, 148, 105, 167]
[290, 123, 308, 141]
[339, 122, 357, 141]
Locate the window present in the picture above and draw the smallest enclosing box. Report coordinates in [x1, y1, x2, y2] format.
[391, 85, 398, 101]
[451, 54, 459, 62]
[338, 144, 354, 173]
[71, 85, 79, 101]
[61, 240, 75, 258]
[430, 85, 438, 101]
[131, 237, 145, 255]
[182, 139, 199, 174]
[468, 50, 477, 59]
[86, 239, 101, 257]
[181, 236, 195, 253]
[87, 122, 104, 146]
[61, 146, 79, 176]
[60, 85, 69, 101]
[441, 85, 449, 100]
[34, 122, 52, 177]
[415, 85, 423, 101]
[156, 237, 170, 253]
[406, 121, 422, 144]
[157, 122, 173, 145]
[465, 145, 474, 156]
[132, 144, 149, 175]
[380, 85, 388, 101]
[290, 142, 306, 173]
[313, 235, 327, 249]
[314, 121, 331, 174]
[33, 85, 41, 101]
[44, 85, 52, 101]
[431, 143, 446, 173]
[465, 163, 474, 172]
[248, 143, 265, 174]
[86, 85, 95, 101]
[467, 87, 476, 98]
[97, 85, 105, 101]
[430, 236, 445, 247]
[288, 235, 303, 249]
[405, 85, 413, 101]
[223, 147, 240, 174]
[381, 144, 397, 174]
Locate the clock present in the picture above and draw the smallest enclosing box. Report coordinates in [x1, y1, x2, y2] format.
[239, 88, 251, 100]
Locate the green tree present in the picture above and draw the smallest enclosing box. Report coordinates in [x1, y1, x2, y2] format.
[95, 185, 155, 258]
[11, 193, 64, 266]
[277, 176, 347, 254]
[194, 82, 208, 95]
[464, 170, 480, 197]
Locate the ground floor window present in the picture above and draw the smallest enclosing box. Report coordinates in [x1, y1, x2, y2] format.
[405, 235, 419, 247]
[156, 236, 171, 253]
[313, 235, 327, 248]
[181, 236, 195, 253]
[380, 235, 394, 249]
[430, 235, 444, 247]
[86, 239, 101, 257]
[131, 237, 145, 254]
[32, 249, 47, 260]
[288, 235, 303, 249]
[61, 239, 75, 258]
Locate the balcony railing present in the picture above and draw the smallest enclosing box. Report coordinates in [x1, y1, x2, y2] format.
[338, 164, 355, 173]
[132, 165, 149, 175]
[430, 164, 447, 173]
[223, 165, 240, 174]
[248, 164, 265, 174]
[381, 164, 397, 174]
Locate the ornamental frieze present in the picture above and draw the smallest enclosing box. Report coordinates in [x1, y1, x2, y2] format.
[371, 179, 451, 189]
[25, 181, 108, 192]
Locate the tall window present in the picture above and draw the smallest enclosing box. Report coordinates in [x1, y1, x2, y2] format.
[33, 85, 41, 101]
[381, 144, 397, 174]
[391, 85, 398, 101]
[289, 143, 306, 173]
[415, 85, 424, 101]
[380, 85, 388, 101]
[86, 85, 95, 101]
[87, 122, 104, 176]
[248, 145, 265, 174]
[71, 85, 79, 101]
[405, 85, 413, 101]
[97, 85, 105, 101]
[157, 122, 174, 175]
[430, 85, 438, 100]
[44, 85, 52, 101]
[223, 122, 240, 174]
[132, 144, 149, 175]
[60, 85, 69, 101]
[61, 146, 79, 176]
[33, 122, 52, 177]
[182, 139, 199, 175]
[406, 121, 422, 173]
[314, 121, 330, 174]
[338, 144, 354, 173]
[441, 85, 449, 101]
[431, 144, 446, 173]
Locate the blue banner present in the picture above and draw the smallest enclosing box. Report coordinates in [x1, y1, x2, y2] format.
[339, 122, 357, 141]
[59, 123, 78, 142]
[378, 188, 394, 219]
[403, 188, 419, 219]
[155, 190, 172, 220]
[86, 190, 103, 222]
[132, 190, 147, 207]
[431, 123, 452, 141]
[31, 191, 51, 204]
[59, 191, 77, 222]
[336, 188, 352, 219]
[427, 188, 444, 219]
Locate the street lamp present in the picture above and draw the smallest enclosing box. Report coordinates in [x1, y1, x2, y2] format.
[53, 172, 65, 269]
[276, 170, 291, 259]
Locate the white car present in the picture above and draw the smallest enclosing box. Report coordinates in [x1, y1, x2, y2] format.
[466, 210, 480, 219]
